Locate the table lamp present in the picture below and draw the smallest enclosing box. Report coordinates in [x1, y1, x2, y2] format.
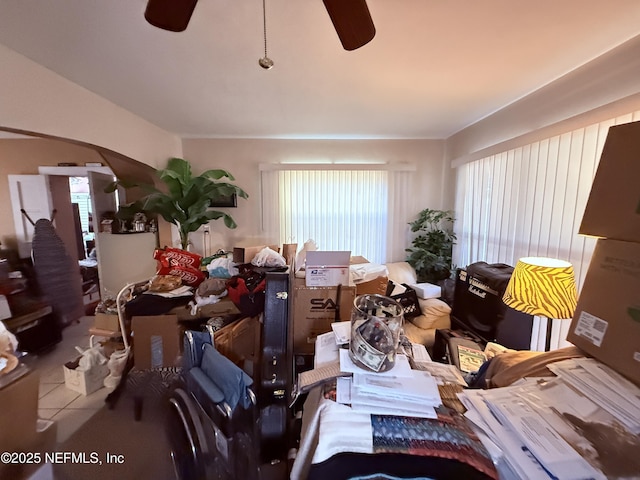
[502, 257, 578, 351]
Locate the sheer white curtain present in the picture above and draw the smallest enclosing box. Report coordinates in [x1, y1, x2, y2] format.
[453, 111, 640, 349]
[261, 164, 414, 264]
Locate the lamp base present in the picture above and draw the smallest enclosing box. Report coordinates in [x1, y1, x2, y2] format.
[530, 316, 572, 351]
[530, 315, 550, 351]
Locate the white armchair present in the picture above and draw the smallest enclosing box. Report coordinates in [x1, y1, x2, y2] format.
[385, 262, 451, 348]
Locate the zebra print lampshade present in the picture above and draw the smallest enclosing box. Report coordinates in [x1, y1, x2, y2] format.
[502, 257, 578, 319]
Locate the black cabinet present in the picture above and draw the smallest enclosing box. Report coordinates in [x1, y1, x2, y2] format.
[4, 304, 61, 353]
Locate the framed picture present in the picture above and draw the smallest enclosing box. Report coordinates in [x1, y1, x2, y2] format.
[210, 193, 237, 208]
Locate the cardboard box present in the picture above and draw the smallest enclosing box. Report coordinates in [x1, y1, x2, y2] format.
[350, 256, 388, 295]
[579, 121, 640, 243]
[233, 245, 280, 264]
[292, 278, 356, 353]
[93, 312, 120, 331]
[567, 239, 640, 385]
[305, 251, 351, 287]
[64, 358, 109, 395]
[0, 367, 39, 454]
[355, 275, 389, 295]
[213, 315, 261, 377]
[131, 314, 181, 369]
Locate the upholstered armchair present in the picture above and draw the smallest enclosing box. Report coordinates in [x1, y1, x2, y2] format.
[385, 262, 451, 349]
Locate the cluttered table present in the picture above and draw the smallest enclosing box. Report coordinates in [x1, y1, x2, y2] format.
[290, 321, 640, 480]
[290, 324, 499, 480]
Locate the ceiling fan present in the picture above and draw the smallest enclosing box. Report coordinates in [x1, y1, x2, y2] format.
[143, 0, 376, 51]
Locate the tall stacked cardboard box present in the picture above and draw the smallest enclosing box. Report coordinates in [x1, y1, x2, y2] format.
[292, 253, 389, 354]
[292, 278, 356, 354]
[567, 121, 640, 386]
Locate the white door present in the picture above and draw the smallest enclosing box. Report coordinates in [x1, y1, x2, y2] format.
[8, 174, 54, 258]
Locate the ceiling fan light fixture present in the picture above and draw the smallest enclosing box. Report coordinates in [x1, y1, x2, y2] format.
[322, 0, 376, 51]
[144, 0, 199, 32]
[259, 0, 274, 69]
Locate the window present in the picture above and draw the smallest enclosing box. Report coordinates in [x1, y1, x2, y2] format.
[454, 111, 640, 289]
[453, 111, 640, 350]
[261, 164, 414, 264]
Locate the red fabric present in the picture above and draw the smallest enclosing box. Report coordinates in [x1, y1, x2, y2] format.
[226, 275, 266, 305]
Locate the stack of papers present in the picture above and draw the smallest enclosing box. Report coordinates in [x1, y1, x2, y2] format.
[336, 350, 441, 418]
[459, 357, 640, 480]
[300, 328, 467, 419]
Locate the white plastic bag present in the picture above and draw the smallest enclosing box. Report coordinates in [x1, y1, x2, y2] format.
[0, 320, 18, 353]
[189, 290, 228, 316]
[206, 255, 238, 278]
[294, 239, 318, 277]
[74, 345, 108, 371]
[252, 247, 286, 268]
[104, 347, 131, 389]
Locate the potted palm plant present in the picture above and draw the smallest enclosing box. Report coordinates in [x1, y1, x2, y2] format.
[405, 208, 456, 284]
[107, 157, 248, 250]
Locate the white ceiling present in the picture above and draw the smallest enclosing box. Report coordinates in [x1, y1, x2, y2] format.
[1, 0, 640, 140]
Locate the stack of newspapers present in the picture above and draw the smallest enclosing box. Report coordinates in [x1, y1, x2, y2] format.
[458, 357, 640, 480]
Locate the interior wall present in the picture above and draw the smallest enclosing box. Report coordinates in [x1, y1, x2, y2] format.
[181, 138, 449, 255]
[0, 44, 182, 168]
[446, 34, 640, 165]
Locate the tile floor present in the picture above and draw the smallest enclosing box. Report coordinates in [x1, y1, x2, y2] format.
[32, 316, 112, 444]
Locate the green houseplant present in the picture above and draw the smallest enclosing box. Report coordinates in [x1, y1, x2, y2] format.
[107, 157, 248, 250]
[405, 208, 456, 284]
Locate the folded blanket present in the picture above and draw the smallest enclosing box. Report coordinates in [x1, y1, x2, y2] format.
[485, 345, 585, 388]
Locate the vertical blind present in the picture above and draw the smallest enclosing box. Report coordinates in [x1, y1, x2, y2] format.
[454, 110, 640, 349]
[261, 165, 414, 264]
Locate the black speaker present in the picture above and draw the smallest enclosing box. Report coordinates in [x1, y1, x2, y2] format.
[451, 262, 533, 349]
[495, 307, 534, 351]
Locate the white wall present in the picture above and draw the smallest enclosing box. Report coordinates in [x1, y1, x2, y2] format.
[182, 138, 450, 257]
[0, 44, 181, 168]
[446, 34, 640, 165]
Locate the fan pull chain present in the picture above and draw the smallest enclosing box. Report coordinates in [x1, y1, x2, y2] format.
[259, 0, 274, 69]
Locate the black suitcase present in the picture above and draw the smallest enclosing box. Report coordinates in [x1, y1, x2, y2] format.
[451, 262, 533, 349]
[259, 268, 292, 464]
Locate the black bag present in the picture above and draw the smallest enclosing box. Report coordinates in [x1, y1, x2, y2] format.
[385, 281, 421, 319]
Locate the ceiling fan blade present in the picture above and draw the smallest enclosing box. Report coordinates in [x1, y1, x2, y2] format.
[144, 0, 199, 32]
[322, 0, 376, 51]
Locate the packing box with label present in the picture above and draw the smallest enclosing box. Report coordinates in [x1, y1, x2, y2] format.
[567, 239, 640, 385]
[93, 313, 120, 331]
[292, 278, 356, 353]
[131, 314, 181, 370]
[63, 358, 109, 395]
[578, 120, 640, 243]
[305, 251, 351, 287]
